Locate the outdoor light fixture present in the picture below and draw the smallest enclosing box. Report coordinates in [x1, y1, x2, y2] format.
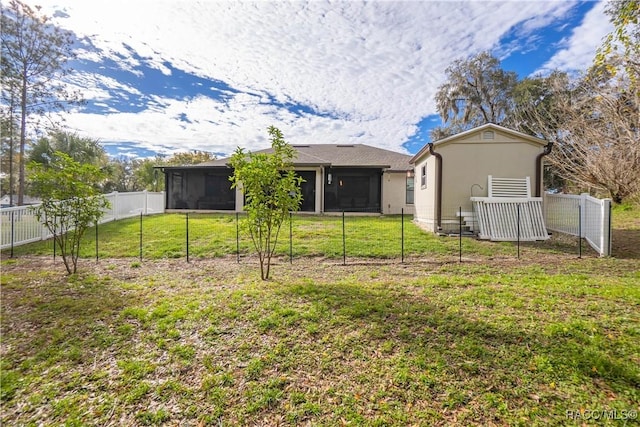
[407, 170, 415, 178]
[327, 173, 332, 185]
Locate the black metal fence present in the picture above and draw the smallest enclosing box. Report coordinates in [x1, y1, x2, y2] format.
[2, 209, 590, 264]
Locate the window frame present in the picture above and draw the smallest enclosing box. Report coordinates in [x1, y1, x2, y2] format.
[406, 175, 414, 204]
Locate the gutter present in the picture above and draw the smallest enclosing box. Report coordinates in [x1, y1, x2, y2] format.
[534, 142, 553, 197]
[428, 143, 443, 229]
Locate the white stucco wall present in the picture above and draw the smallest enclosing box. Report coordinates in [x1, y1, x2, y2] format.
[412, 156, 437, 231]
[382, 171, 415, 215]
[412, 126, 546, 232]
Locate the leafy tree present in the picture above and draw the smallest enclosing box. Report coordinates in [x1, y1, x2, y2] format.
[101, 157, 135, 192]
[104, 151, 216, 193]
[135, 157, 164, 192]
[432, 51, 518, 139]
[165, 150, 216, 166]
[28, 130, 108, 167]
[508, 71, 570, 135]
[506, 72, 572, 191]
[29, 152, 109, 274]
[595, 0, 639, 84]
[1, 0, 83, 205]
[229, 126, 302, 280]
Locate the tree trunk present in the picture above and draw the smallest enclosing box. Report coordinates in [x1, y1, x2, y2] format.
[18, 68, 28, 206]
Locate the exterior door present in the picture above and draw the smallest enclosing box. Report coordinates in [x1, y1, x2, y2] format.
[297, 171, 316, 212]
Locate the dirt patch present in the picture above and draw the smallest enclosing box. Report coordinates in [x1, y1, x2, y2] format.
[612, 229, 640, 259]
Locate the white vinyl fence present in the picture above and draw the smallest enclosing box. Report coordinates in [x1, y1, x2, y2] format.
[543, 193, 612, 256]
[471, 197, 549, 241]
[1, 191, 164, 250]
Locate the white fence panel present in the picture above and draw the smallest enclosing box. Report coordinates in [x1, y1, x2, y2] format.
[0, 206, 46, 249]
[583, 195, 611, 257]
[146, 192, 165, 214]
[1, 191, 165, 250]
[543, 193, 582, 236]
[115, 192, 148, 219]
[543, 193, 611, 256]
[471, 197, 549, 241]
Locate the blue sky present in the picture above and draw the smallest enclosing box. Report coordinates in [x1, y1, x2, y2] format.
[28, 0, 611, 158]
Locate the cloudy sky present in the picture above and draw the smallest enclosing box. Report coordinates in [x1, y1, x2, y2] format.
[26, 0, 611, 158]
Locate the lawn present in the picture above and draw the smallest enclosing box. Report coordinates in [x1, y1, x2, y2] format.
[1, 209, 639, 426]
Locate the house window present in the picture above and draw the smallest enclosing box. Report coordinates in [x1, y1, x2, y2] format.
[420, 165, 427, 188]
[406, 175, 414, 204]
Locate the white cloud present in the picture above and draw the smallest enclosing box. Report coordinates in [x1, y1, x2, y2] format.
[25, 0, 602, 156]
[535, 1, 612, 75]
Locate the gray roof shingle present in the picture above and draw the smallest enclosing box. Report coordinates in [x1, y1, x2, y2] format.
[192, 144, 411, 171]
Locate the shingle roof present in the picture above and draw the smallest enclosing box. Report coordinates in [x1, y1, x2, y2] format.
[186, 144, 412, 172]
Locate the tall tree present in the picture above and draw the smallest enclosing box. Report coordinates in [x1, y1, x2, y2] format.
[432, 51, 518, 139]
[513, 0, 640, 203]
[514, 69, 639, 203]
[0, 114, 18, 200]
[28, 130, 108, 167]
[229, 127, 302, 280]
[165, 150, 216, 166]
[1, 0, 83, 205]
[135, 157, 165, 192]
[507, 71, 571, 136]
[103, 157, 143, 193]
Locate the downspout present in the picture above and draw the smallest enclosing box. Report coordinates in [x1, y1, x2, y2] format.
[534, 143, 553, 197]
[428, 143, 443, 230]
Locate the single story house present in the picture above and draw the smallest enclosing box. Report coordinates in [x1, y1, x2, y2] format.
[410, 123, 552, 233]
[161, 144, 415, 215]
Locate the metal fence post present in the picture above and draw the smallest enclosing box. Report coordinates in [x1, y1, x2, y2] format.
[517, 204, 521, 260]
[606, 200, 612, 257]
[186, 212, 190, 263]
[342, 211, 346, 266]
[401, 208, 404, 264]
[459, 206, 462, 262]
[53, 213, 56, 261]
[95, 221, 99, 263]
[236, 212, 240, 264]
[139, 212, 143, 261]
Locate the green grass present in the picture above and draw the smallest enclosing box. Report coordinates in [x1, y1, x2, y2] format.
[1, 252, 639, 426]
[1, 208, 639, 425]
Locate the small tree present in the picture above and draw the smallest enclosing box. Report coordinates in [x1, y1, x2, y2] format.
[29, 152, 109, 274]
[229, 126, 302, 280]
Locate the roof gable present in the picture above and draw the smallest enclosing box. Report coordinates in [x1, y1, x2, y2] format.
[410, 123, 547, 164]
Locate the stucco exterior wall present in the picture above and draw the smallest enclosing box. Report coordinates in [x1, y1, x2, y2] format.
[382, 172, 415, 215]
[412, 156, 437, 231]
[412, 126, 546, 232]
